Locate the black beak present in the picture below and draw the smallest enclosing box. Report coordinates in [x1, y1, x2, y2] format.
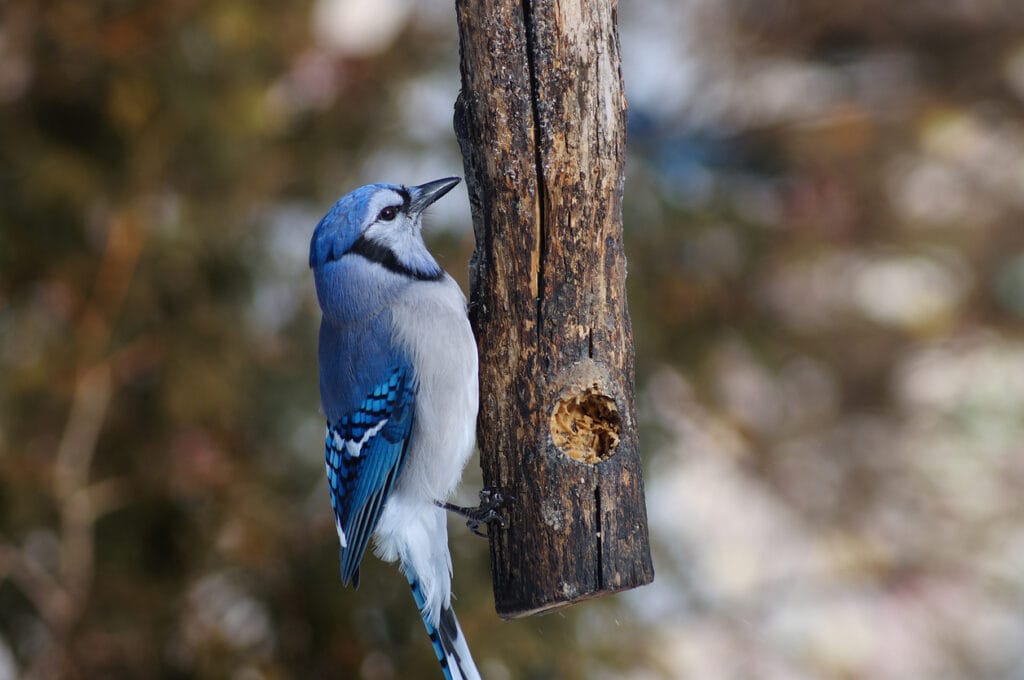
[408, 177, 461, 215]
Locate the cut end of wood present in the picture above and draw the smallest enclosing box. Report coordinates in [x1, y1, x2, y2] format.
[495, 579, 646, 620]
[549, 383, 620, 464]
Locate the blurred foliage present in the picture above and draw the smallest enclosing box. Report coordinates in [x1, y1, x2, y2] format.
[2, 0, 1024, 678]
[620, 2, 1024, 679]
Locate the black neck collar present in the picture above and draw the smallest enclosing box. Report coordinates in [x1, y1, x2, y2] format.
[346, 235, 443, 282]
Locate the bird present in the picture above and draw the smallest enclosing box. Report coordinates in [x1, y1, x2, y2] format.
[310, 177, 494, 680]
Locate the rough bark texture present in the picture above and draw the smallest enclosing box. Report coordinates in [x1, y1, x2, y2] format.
[454, 0, 654, 618]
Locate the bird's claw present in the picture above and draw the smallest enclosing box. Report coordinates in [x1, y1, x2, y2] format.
[439, 486, 514, 538]
[465, 487, 514, 538]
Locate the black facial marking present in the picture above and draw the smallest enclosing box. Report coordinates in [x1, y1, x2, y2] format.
[347, 235, 443, 281]
[396, 187, 411, 212]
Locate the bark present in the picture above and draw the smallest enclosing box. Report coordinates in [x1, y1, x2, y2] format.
[454, 0, 654, 618]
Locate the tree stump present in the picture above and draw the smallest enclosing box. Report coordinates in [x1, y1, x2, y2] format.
[454, 0, 654, 618]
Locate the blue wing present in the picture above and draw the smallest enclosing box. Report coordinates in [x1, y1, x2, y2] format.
[325, 364, 416, 587]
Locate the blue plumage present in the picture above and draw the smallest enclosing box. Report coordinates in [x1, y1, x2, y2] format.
[309, 183, 396, 268]
[325, 365, 416, 587]
[317, 309, 402, 422]
[407, 569, 476, 680]
[310, 177, 483, 680]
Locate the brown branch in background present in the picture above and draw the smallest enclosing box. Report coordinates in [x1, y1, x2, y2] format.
[0, 541, 74, 630]
[0, 210, 149, 678]
[76, 213, 144, 361]
[54, 363, 113, 615]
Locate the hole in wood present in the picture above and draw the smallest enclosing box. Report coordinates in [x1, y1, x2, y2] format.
[550, 384, 621, 464]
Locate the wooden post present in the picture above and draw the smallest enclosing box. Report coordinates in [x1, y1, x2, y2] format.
[454, 0, 654, 618]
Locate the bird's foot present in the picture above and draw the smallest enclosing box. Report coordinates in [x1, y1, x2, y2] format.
[438, 487, 514, 538]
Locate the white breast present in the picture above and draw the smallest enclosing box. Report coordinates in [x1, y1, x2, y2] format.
[370, 274, 477, 617]
[389, 274, 479, 503]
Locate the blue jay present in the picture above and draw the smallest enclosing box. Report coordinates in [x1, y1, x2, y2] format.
[310, 177, 492, 680]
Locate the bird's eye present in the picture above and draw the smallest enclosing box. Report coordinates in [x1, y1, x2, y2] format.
[378, 206, 399, 222]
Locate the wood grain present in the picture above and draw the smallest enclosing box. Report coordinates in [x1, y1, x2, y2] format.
[455, 0, 654, 618]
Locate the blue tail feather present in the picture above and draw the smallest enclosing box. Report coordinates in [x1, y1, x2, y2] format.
[406, 571, 481, 680]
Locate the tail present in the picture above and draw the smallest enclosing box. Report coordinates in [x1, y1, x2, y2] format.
[407, 570, 481, 680]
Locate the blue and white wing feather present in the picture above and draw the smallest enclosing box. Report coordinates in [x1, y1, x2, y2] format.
[324, 364, 416, 587]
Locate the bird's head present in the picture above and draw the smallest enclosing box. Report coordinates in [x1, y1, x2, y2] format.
[309, 177, 461, 281]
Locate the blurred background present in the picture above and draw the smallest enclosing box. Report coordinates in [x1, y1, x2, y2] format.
[2, 0, 1024, 678]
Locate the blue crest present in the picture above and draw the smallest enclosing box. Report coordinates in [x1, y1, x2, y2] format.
[309, 183, 402, 268]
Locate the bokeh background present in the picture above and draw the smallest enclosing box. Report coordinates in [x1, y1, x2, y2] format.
[3, 0, 1024, 678]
